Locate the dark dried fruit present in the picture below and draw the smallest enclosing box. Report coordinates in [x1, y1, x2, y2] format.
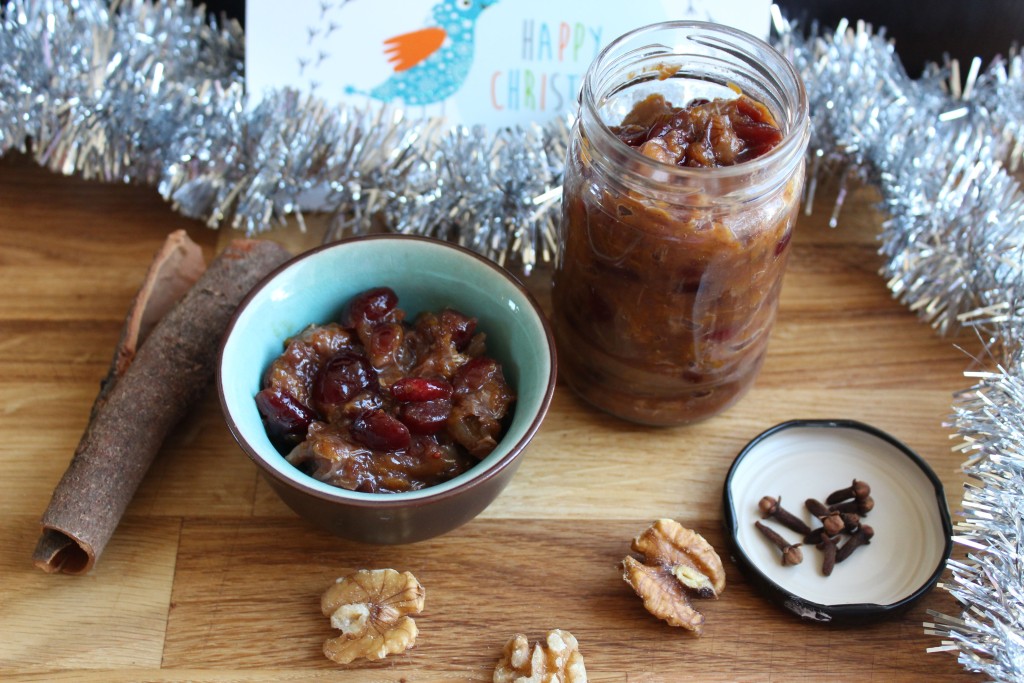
[610, 93, 783, 168]
[368, 321, 404, 357]
[345, 287, 400, 327]
[312, 351, 377, 414]
[440, 309, 477, 350]
[255, 387, 316, 448]
[774, 228, 793, 257]
[352, 409, 411, 452]
[398, 399, 452, 435]
[260, 287, 515, 493]
[730, 119, 784, 162]
[390, 377, 453, 403]
[447, 357, 515, 458]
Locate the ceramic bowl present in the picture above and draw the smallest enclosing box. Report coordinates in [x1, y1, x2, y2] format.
[217, 235, 556, 544]
[723, 419, 952, 623]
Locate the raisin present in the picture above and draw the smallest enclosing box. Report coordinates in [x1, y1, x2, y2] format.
[440, 309, 477, 350]
[644, 112, 678, 144]
[730, 119, 783, 161]
[454, 356, 503, 391]
[615, 123, 651, 147]
[734, 95, 771, 121]
[390, 377, 453, 402]
[312, 351, 377, 414]
[448, 357, 515, 458]
[352, 409, 411, 451]
[611, 93, 783, 167]
[367, 321, 405, 367]
[682, 124, 715, 167]
[398, 399, 452, 434]
[255, 387, 316, 449]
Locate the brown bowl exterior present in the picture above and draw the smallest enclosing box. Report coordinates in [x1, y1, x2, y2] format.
[260, 455, 524, 544]
[218, 235, 556, 545]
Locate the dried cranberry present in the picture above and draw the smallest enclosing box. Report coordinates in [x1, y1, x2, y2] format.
[390, 377, 453, 402]
[352, 409, 411, 451]
[398, 399, 452, 434]
[774, 228, 793, 257]
[255, 387, 316, 449]
[708, 326, 736, 343]
[312, 351, 377, 413]
[344, 287, 399, 326]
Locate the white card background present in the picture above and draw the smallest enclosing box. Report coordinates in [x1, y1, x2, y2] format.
[246, 0, 771, 127]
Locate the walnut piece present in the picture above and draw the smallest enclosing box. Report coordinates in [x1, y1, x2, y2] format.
[493, 629, 587, 683]
[320, 568, 425, 664]
[622, 519, 726, 636]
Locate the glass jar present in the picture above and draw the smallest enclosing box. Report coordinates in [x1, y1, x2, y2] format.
[552, 21, 810, 426]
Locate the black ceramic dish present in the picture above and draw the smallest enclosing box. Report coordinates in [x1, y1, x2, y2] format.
[723, 419, 953, 623]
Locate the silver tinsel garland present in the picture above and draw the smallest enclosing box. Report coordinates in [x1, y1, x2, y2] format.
[3, 1, 1024, 679]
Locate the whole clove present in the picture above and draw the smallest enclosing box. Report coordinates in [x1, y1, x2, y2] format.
[754, 521, 803, 566]
[759, 495, 812, 536]
[817, 535, 837, 576]
[826, 479, 871, 505]
[805, 498, 830, 518]
[838, 512, 861, 533]
[803, 526, 833, 545]
[821, 512, 845, 536]
[760, 479, 876, 577]
[829, 496, 874, 516]
[805, 498, 844, 536]
[836, 524, 875, 563]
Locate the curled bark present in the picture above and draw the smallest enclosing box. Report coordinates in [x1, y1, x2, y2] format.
[33, 236, 291, 574]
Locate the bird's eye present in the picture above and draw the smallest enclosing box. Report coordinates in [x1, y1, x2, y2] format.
[456, 0, 472, 8]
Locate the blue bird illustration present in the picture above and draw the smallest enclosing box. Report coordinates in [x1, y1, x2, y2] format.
[346, 0, 498, 105]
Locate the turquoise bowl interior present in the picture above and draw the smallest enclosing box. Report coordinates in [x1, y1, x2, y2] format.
[218, 234, 555, 512]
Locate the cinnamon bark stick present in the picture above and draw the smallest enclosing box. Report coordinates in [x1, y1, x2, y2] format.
[92, 230, 207, 422]
[33, 231, 206, 572]
[33, 238, 291, 574]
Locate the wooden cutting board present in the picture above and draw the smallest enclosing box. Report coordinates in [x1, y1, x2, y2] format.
[0, 152, 978, 681]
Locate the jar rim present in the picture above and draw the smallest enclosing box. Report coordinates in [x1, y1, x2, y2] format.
[579, 20, 810, 184]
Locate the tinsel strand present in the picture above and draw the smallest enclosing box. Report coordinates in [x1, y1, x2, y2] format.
[775, 13, 1024, 681]
[3, 2, 1024, 678]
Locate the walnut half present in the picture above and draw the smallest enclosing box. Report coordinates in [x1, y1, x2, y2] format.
[320, 568, 426, 664]
[622, 519, 726, 636]
[493, 629, 587, 683]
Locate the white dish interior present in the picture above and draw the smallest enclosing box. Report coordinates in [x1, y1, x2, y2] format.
[728, 424, 948, 607]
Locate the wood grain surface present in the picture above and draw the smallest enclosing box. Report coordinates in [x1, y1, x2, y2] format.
[0, 152, 980, 681]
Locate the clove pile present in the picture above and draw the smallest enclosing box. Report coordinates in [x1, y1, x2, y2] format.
[755, 479, 874, 576]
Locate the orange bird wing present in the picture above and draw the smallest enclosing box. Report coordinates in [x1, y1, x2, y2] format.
[382, 27, 447, 72]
